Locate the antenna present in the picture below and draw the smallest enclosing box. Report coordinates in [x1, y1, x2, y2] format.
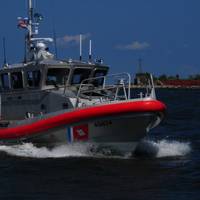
[79, 34, 82, 61]
[138, 58, 143, 74]
[53, 27, 58, 59]
[89, 40, 92, 62]
[23, 34, 27, 63]
[33, 0, 37, 10]
[3, 37, 7, 66]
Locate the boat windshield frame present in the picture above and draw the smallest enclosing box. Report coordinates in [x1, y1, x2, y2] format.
[45, 66, 70, 87]
[70, 67, 92, 85]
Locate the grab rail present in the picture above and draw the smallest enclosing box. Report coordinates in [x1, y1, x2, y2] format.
[77, 73, 131, 101]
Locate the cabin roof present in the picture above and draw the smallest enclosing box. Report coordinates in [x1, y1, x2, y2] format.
[0, 58, 109, 73]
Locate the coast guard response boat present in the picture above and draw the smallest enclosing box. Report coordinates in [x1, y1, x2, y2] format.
[0, 0, 166, 151]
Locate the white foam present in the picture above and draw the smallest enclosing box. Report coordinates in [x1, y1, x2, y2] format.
[0, 143, 94, 158]
[149, 140, 191, 158]
[0, 140, 191, 159]
[0, 142, 126, 159]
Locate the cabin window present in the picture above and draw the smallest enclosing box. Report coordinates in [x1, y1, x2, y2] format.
[94, 69, 107, 78]
[93, 69, 108, 86]
[46, 68, 69, 86]
[71, 68, 91, 84]
[1, 73, 10, 90]
[11, 72, 23, 89]
[27, 70, 41, 87]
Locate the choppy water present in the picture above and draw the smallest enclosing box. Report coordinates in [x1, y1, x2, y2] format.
[0, 89, 199, 200]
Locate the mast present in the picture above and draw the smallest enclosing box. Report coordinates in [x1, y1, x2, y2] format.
[28, 0, 33, 40]
[18, 0, 54, 62]
[26, 0, 33, 58]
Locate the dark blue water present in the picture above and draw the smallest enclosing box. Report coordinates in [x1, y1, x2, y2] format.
[0, 89, 199, 200]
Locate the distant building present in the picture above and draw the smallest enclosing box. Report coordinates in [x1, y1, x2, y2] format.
[161, 80, 200, 87]
[134, 73, 150, 86]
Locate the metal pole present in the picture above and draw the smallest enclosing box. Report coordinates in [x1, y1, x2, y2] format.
[79, 34, 82, 61]
[26, 0, 33, 61]
[28, 0, 33, 38]
[24, 34, 27, 63]
[3, 37, 7, 65]
[89, 40, 92, 61]
[53, 27, 58, 59]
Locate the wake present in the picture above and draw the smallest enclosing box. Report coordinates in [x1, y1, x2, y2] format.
[0, 143, 93, 158]
[0, 140, 191, 159]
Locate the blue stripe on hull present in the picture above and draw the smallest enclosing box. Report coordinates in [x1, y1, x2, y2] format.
[67, 127, 72, 142]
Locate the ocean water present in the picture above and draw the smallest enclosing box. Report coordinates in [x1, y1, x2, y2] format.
[0, 89, 199, 200]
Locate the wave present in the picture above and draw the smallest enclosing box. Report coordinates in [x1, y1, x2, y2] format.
[0, 143, 93, 158]
[0, 139, 191, 159]
[135, 139, 191, 158]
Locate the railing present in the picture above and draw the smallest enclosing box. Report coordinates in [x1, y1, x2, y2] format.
[145, 74, 156, 99]
[75, 72, 156, 105]
[77, 73, 130, 101]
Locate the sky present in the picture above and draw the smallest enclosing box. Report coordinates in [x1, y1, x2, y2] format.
[0, 0, 200, 78]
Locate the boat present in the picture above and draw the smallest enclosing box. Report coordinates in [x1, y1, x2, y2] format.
[0, 0, 166, 152]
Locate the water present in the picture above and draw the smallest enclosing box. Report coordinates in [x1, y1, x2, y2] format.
[0, 89, 199, 200]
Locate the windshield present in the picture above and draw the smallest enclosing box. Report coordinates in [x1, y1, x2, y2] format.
[93, 69, 108, 86]
[71, 68, 91, 84]
[27, 70, 41, 87]
[46, 68, 70, 86]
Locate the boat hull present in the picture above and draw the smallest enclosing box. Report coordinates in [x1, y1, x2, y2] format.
[0, 99, 166, 148]
[23, 112, 159, 142]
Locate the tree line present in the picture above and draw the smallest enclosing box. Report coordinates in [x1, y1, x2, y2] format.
[155, 74, 200, 81]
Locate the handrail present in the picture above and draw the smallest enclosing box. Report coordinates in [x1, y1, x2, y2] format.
[77, 72, 131, 100]
[73, 72, 156, 108]
[150, 74, 156, 99]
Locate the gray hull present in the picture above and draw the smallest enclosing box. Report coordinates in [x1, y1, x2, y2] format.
[22, 112, 161, 149]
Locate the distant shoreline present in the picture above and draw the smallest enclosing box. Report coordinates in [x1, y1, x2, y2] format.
[155, 86, 200, 89]
[130, 85, 200, 89]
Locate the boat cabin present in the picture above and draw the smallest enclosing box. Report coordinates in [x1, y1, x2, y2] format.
[0, 60, 109, 93]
